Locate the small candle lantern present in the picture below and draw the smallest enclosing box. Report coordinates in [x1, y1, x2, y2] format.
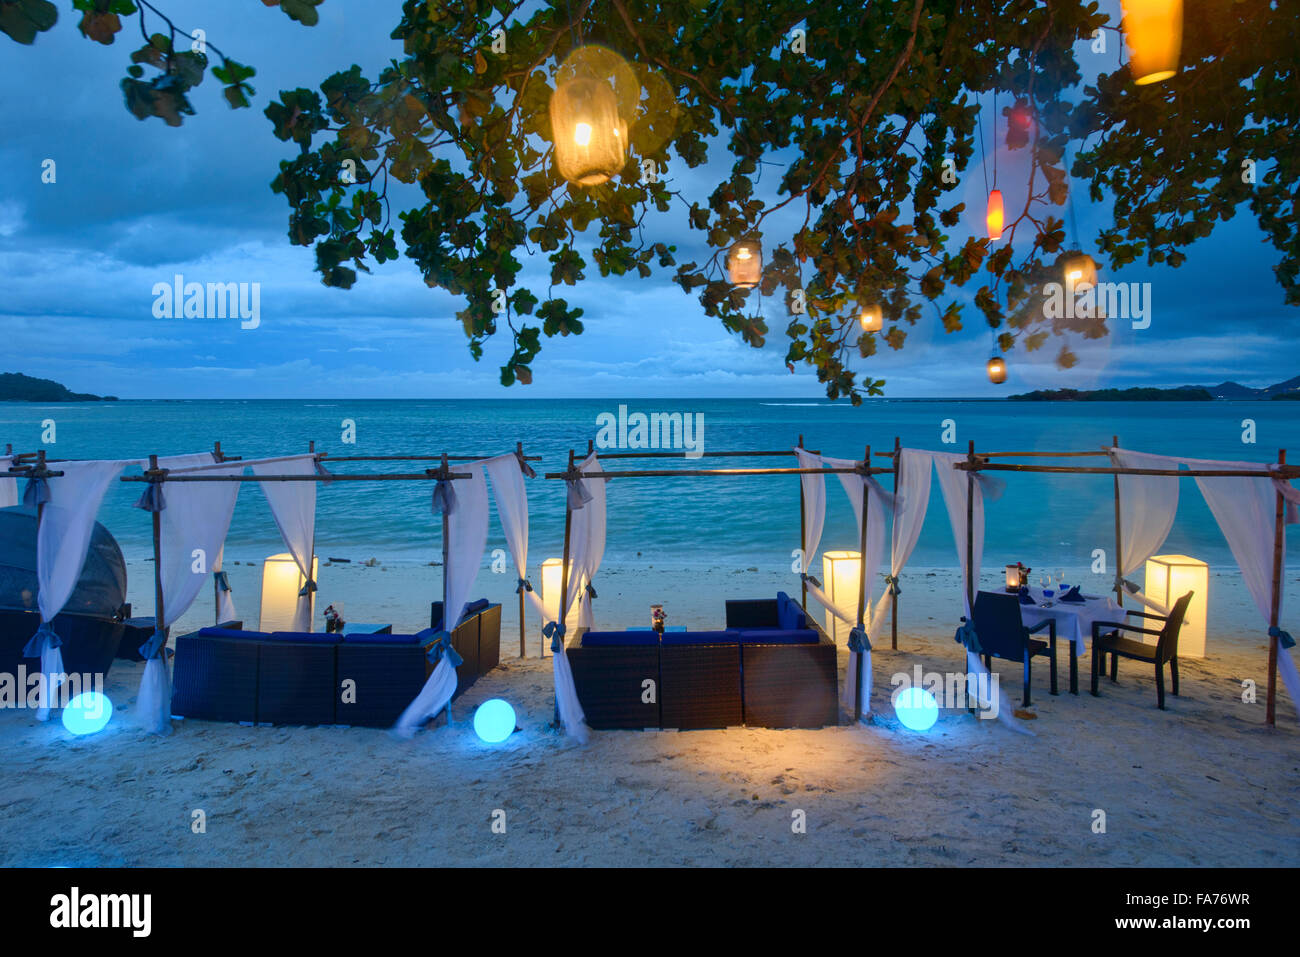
[727, 238, 762, 287]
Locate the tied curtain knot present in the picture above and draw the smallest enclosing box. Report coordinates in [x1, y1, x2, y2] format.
[848, 626, 871, 653]
[1116, 577, 1140, 595]
[133, 480, 165, 513]
[543, 620, 566, 653]
[425, 630, 463, 667]
[298, 578, 317, 597]
[1270, 626, 1296, 650]
[431, 478, 457, 515]
[586, 582, 597, 599]
[516, 577, 533, 594]
[22, 475, 50, 507]
[314, 459, 333, 483]
[800, 572, 822, 589]
[214, 570, 231, 592]
[884, 574, 901, 596]
[138, 628, 169, 660]
[517, 457, 537, 479]
[22, 620, 61, 657]
[566, 476, 592, 510]
[955, 617, 982, 654]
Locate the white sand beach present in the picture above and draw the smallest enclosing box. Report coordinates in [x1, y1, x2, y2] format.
[1, 561, 1297, 867]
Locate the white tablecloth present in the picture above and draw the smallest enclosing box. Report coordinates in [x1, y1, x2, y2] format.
[1022, 596, 1123, 653]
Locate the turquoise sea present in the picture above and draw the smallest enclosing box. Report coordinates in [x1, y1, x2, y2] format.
[1, 398, 1296, 572]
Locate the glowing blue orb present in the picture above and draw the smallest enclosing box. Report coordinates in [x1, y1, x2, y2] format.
[473, 699, 516, 743]
[61, 692, 113, 736]
[895, 687, 938, 731]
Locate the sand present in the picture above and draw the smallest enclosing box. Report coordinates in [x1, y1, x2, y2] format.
[1, 560, 1297, 867]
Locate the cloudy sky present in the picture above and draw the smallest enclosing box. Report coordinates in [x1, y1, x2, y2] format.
[0, 0, 1295, 399]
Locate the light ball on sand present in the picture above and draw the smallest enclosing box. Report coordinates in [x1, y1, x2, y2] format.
[473, 699, 517, 743]
[895, 687, 938, 732]
[61, 692, 113, 736]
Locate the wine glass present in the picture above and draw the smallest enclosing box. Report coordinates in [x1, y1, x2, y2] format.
[1055, 569, 1068, 595]
[1040, 575, 1054, 602]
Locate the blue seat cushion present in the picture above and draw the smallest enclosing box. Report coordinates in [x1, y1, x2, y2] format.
[777, 592, 807, 631]
[661, 629, 740, 645]
[197, 626, 265, 640]
[582, 630, 659, 647]
[343, 632, 424, 644]
[463, 598, 490, 616]
[268, 631, 342, 644]
[738, 629, 819, 645]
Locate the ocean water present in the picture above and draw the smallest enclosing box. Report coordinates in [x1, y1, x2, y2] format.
[1, 398, 1296, 574]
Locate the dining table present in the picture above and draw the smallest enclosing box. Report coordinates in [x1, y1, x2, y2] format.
[1021, 593, 1124, 694]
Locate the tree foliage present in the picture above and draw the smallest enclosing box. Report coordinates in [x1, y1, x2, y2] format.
[6, 0, 1297, 400]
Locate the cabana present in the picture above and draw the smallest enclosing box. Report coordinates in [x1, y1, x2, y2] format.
[869, 438, 1300, 727]
[118, 446, 540, 735]
[540, 440, 889, 739]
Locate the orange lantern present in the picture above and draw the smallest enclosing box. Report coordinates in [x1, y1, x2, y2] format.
[986, 355, 1007, 384]
[986, 189, 1004, 241]
[1122, 0, 1183, 86]
[858, 303, 883, 333]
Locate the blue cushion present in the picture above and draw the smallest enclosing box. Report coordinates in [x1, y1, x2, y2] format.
[343, 632, 423, 644]
[660, 629, 740, 645]
[778, 598, 806, 631]
[738, 629, 819, 645]
[197, 626, 265, 640]
[463, 598, 490, 616]
[581, 630, 659, 647]
[268, 631, 342, 644]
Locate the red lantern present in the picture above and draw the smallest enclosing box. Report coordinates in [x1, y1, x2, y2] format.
[986, 189, 1004, 241]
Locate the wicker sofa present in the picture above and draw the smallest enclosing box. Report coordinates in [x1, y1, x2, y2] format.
[171, 601, 503, 727]
[567, 592, 838, 730]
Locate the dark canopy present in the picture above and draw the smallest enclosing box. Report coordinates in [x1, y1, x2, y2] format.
[0, 505, 127, 618]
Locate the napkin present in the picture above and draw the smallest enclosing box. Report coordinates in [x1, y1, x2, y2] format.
[1059, 585, 1085, 603]
[1018, 587, 1036, 605]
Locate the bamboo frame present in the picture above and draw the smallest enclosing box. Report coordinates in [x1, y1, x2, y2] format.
[945, 441, 1297, 727]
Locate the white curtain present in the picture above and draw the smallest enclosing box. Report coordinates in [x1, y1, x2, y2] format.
[213, 545, 237, 623]
[251, 455, 318, 631]
[795, 448, 826, 576]
[393, 461, 491, 738]
[27, 460, 127, 720]
[482, 453, 548, 623]
[868, 448, 932, 635]
[549, 452, 602, 744]
[1182, 455, 1299, 724]
[1107, 448, 1181, 611]
[929, 450, 1004, 616]
[0, 455, 17, 508]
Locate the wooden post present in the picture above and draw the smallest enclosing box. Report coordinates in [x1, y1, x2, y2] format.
[148, 454, 166, 652]
[965, 440, 976, 614]
[798, 434, 808, 610]
[1267, 448, 1287, 727]
[1111, 435, 1125, 608]
[891, 435, 901, 651]
[555, 449, 575, 724]
[440, 452, 452, 726]
[517, 441, 527, 659]
[854, 446, 871, 721]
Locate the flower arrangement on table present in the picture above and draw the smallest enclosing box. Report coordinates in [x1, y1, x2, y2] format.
[651, 604, 666, 634]
[324, 603, 345, 634]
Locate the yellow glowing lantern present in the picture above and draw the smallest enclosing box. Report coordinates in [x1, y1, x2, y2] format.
[727, 238, 762, 287]
[1062, 252, 1098, 295]
[986, 189, 1004, 241]
[1005, 564, 1022, 592]
[858, 303, 883, 333]
[1122, 0, 1183, 86]
[822, 550, 862, 645]
[987, 355, 1008, 384]
[1144, 554, 1208, 657]
[541, 557, 565, 626]
[258, 552, 318, 633]
[549, 47, 636, 186]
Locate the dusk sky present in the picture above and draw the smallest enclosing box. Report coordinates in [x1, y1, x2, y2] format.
[1, 0, 1296, 399]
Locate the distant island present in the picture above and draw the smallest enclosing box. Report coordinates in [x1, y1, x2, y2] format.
[0, 373, 118, 402]
[1009, 386, 1213, 402]
[1010, 375, 1300, 402]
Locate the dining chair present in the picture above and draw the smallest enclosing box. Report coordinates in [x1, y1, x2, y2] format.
[971, 590, 1058, 707]
[1090, 591, 1191, 709]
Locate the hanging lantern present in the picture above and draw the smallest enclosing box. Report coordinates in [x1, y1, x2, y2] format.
[1062, 252, 1098, 295]
[986, 189, 1004, 241]
[858, 303, 883, 333]
[549, 47, 637, 186]
[1122, 0, 1183, 86]
[987, 355, 1007, 384]
[726, 238, 762, 287]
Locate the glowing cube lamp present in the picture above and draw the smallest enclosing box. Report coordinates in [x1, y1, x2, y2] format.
[258, 552, 318, 633]
[1144, 554, 1208, 658]
[822, 550, 862, 645]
